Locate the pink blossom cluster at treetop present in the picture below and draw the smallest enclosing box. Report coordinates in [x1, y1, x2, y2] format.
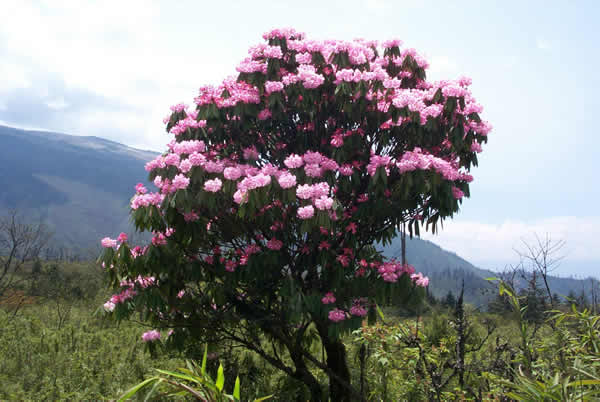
[102, 28, 491, 327]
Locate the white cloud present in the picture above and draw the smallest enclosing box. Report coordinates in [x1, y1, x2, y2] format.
[422, 216, 600, 267]
[365, 0, 388, 11]
[426, 55, 459, 80]
[0, 62, 31, 91]
[536, 38, 551, 50]
[0, 1, 246, 148]
[45, 97, 69, 110]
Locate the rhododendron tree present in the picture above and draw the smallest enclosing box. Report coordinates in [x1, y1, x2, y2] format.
[99, 28, 490, 401]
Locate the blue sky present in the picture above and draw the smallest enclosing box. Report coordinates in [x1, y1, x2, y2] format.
[1, 0, 598, 277]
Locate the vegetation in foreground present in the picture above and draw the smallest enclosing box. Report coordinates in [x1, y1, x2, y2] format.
[1, 259, 599, 400]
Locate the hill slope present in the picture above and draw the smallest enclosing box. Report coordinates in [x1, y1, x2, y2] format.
[0, 125, 157, 254]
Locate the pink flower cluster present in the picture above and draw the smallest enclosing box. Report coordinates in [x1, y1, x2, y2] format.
[131, 192, 164, 210]
[396, 148, 471, 182]
[194, 77, 260, 108]
[297, 205, 315, 219]
[266, 238, 283, 250]
[321, 292, 336, 304]
[376, 261, 415, 282]
[350, 299, 368, 317]
[142, 330, 161, 342]
[411, 272, 430, 287]
[328, 308, 346, 322]
[101, 237, 117, 248]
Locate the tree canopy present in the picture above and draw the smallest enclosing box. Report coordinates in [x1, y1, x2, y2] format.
[99, 28, 490, 400]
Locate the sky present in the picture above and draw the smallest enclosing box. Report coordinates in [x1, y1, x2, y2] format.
[0, 0, 598, 277]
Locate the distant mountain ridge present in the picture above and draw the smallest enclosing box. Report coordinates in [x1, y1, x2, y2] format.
[0, 124, 158, 253]
[0, 124, 592, 304]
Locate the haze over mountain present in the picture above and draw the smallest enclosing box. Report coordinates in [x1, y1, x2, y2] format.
[0, 124, 157, 254]
[1, 124, 595, 304]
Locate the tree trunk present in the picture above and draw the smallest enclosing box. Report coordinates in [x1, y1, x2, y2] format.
[323, 337, 352, 401]
[297, 368, 324, 402]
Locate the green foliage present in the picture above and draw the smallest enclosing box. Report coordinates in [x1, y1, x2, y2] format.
[1, 260, 598, 400]
[0, 260, 182, 400]
[0, 301, 183, 400]
[120, 345, 273, 401]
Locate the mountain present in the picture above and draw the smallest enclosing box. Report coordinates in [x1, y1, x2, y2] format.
[381, 237, 497, 307]
[0, 125, 158, 255]
[1, 124, 593, 305]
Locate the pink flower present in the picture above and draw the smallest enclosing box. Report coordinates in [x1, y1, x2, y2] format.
[224, 167, 242, 180]
[183, 211, 199, 222]
[277, 172, 297, 189]
[297, 64, 325, 89]
[346, 222, 357, 234]
[135, 183, 147, 194]
[311, 182, 330, 199]
[142, 330, 161, 342]
[383, 38, 403, 48]
[117, 232, 128, 243]
[258, 108, 272, 120]
[263, 45, 283, 59]
[330, 134, 344, 148]
[152, 233, 167, 246]
[318, 241, 331, 251]
[233, 189, 247, 204]
[411, 272, 430, 287]
[336, 254, 350, 267]
[339, 164, 353, 176]
[304, 164, 322, 178]
[204, 178, 223, 192]
[314, 196, 334, 210]
[265, 81, 284, 94]
[172, 174, 190, 190]
[245, 244, 261, 255]
[164, 153, 180, 167]
[296, 184, 313, 200]
[452, 186, 464, 199]
[321, 292, 336, 304]
[204, 160, 224, 173]
[243, 146, 259, 160]
[328, 308, 346, 322]
[297, 205, 315, 219]
[103, 301, 116, 312]
[267, 238, 283, 250]
[225, 259, 238, 272]
[179, 159, 192, 173]
[350, 305, 367, 317]
[101, 237, 117, 248]
[295, 52, 312, 64]
[284, 154, 304, 169]
[303, 151, 323, 165]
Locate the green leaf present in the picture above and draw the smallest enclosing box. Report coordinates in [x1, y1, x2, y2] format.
[154, 369, 202, 385]
[233, 376, 241, 400]
[376, 304, 385, 321]
[254, 395, 274, 401]
[143, 379, 164, 402]
[118, 377, 159, 401]
[216, 363, 225, 392]
[201, 344, 208, 376]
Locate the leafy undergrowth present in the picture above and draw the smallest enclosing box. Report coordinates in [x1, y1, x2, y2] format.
[0, 298, 183, 400]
